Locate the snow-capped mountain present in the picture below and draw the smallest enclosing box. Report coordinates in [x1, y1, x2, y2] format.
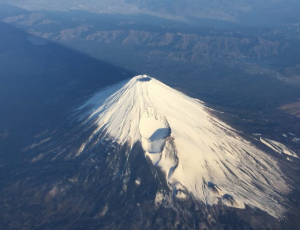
[77, 75, 290, 218]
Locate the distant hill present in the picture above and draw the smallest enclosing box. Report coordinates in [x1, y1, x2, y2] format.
[1, 0, 300, 25]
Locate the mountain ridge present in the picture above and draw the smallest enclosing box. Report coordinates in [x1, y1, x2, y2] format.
[1, 0, 300, 24]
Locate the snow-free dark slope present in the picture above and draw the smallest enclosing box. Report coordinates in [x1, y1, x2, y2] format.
[77, 75, 295, 218]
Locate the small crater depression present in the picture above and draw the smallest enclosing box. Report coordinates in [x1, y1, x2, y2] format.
[208, 182, 221, 195]
[139, 107, 171, 154]
[222, 194, 237, 206]
[173, 183, 187, 199]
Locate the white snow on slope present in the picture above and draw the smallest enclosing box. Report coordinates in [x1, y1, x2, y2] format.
[78, 75, 290, 218]
[260, 137, 299, 158]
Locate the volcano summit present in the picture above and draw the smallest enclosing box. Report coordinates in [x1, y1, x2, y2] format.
[77, 75, 290, 218]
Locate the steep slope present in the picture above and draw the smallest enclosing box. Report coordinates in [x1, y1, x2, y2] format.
[78, 75, 291, 218]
